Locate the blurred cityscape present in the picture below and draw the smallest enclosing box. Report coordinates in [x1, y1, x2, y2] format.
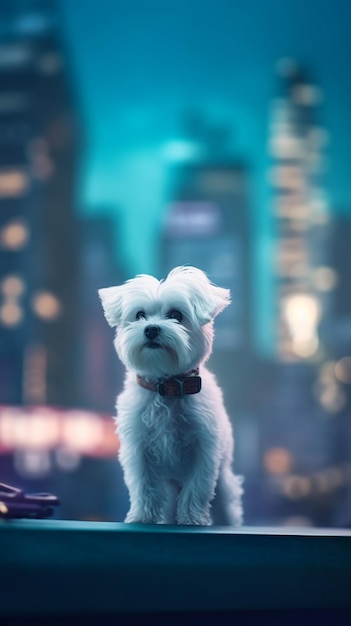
[0, 0, 351, 527]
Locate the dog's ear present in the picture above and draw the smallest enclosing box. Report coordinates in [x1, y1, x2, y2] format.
[208, 284, 231, 318]
[98, 286, 124, 327]
[193, 284, 231, 324]
[166, 266, 231, 325]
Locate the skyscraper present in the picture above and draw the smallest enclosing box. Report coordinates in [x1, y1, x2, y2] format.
[269, 58, 336, 362]
[0, 0, 80, 406]
[77, 213, 126, 414]
[161, 157, 252, 414]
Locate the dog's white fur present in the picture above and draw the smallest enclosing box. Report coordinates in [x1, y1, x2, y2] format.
[99, 266, 243, 526]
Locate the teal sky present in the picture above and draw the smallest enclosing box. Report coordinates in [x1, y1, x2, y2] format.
[61, 0, 351, 274]
[59, 0, 351, 350]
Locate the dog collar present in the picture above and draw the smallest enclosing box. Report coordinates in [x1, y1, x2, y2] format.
[136, 368, 201, 398]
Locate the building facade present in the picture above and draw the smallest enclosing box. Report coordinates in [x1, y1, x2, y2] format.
[0, 0, 80, 407]
[269, 58, 335, 362]
[161, 159, 252, 415]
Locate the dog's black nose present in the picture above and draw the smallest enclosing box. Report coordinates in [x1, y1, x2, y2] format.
[144, 325, 160, 340]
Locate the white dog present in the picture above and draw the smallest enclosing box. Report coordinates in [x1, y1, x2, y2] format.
[99, 266, 243, 526]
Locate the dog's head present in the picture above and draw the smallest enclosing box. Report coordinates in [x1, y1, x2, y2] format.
[99, 266, 230, 379]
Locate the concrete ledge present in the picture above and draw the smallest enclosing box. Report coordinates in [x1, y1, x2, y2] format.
[1, 520, 351, 615]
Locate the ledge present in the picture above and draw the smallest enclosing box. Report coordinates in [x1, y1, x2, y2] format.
[1, 520, 351, 616]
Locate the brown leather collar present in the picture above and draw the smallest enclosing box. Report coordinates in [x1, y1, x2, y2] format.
[136, 368, 201, 398]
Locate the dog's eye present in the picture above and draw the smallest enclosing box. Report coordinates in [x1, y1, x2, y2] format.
[136, 310, 146, 320]
[167, 309, 183, 323]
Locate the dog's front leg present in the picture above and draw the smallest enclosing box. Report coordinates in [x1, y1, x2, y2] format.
[123, 460, 167, 524]
[176, 455, 219, 526]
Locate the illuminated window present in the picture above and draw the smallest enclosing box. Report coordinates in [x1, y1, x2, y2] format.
[319, 385, 346, 414]
[270, 165, 304, 191]
[23, 344, 47, 404]
[0, 302, 23, 326]
[313, 267, 338, 291]
[32, 291, 62, 320]
[269, 134, 302, 159]
[263, 447, 294, 475]
[162, 140, 201, 163]
[1, 275, 26, 297]
[283, 293, 321, 358]
[166, 202, 221, 236]
[0, 169, 29, 197]
[275, 239, 307, 272]
[335, 357, 351, 385]
[293, 84, 323, 106]
[275, 196, 310, 219]
[63, 412, 104, 453]
[0, 220, 29, 249]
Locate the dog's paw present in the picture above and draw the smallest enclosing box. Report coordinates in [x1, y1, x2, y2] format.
[177, 512, 211, 526]
[125, 509, 163, 524]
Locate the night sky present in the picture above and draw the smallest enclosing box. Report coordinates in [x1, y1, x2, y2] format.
[60, 0, 351, 277]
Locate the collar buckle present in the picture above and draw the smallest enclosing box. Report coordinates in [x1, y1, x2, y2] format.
[159, 378, 185, 398]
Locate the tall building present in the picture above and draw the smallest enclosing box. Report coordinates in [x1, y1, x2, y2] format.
[255, 60, 347, 527]
[161, 158, 252, 414]
[77, 213, 126, 414]
[0, 0, 80, 406]
[269, 58, 336, 362]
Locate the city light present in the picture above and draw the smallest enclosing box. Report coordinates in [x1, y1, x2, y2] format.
[282, 475, 312, 500]
[0, 220, 29, 250]
[269, 164, 304, 191]
[0, 169, 29, 197]
[0, 406, 118, 459]
[32, 291, 62, 320]
[165, 202, 221, 236]
[263, 447, 294, 475]
[62, 411, 105, 453]
[334, 357, 351, 384]
[269, 133, 302, 159]
[293, 84, 323, 106]
[283, 293, 321, 358]
[162, 140, 201, 163]
[314, 361, 347, 414]
[319, 384, 347, 414]
[0, 302, 23, 326]
[313, 267, 338, 291]
[1, 275, 26, 297]
[22, 344, 47, 404]
[281, 465, 351, 502]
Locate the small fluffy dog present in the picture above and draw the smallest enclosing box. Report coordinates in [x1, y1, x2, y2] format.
[99, 266, 243, 526]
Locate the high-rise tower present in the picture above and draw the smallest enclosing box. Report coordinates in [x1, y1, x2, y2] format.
[269, 59, 336, 362]
[161, 153, 252, 417]
[0, 0, 80, 406]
